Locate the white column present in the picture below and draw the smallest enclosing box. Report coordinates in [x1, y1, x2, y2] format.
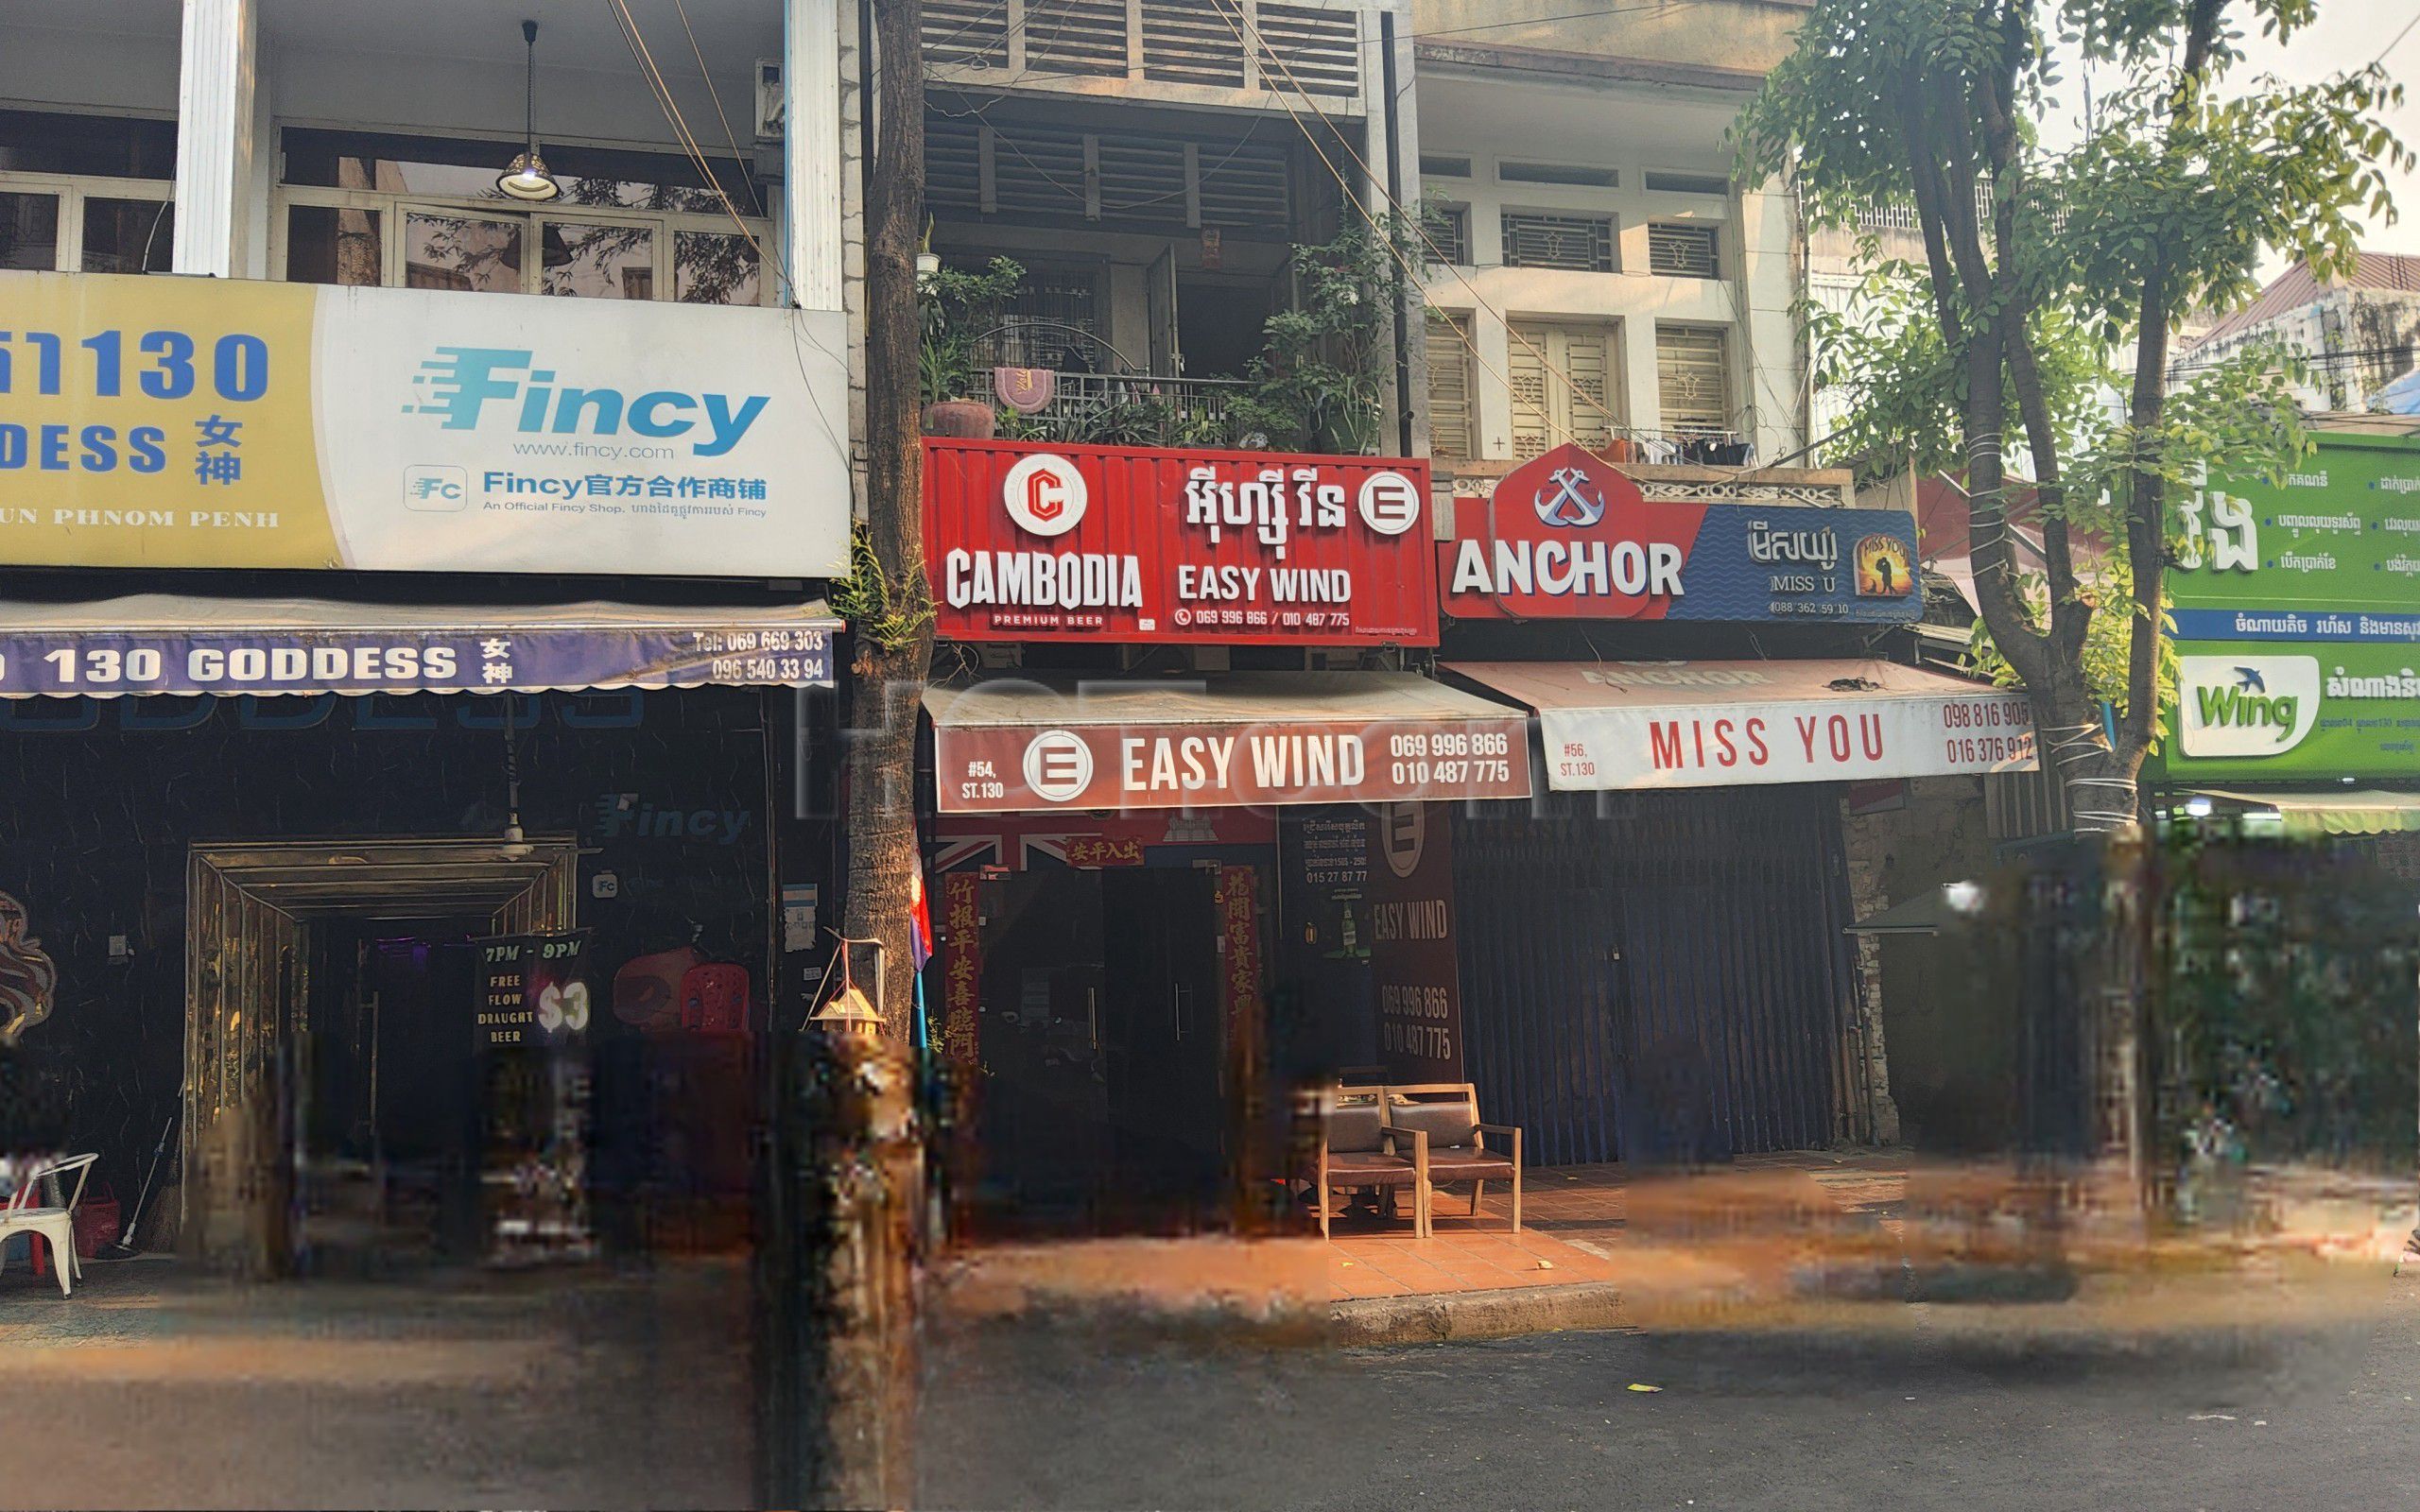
[1622, 316, 1665, 440]
[172, 0, 258, 278]
[785, 0, 845, 312]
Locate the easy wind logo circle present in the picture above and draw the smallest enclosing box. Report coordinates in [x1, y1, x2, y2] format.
[1021, 730, 1096, 803]
[1357, 470, 1423, 536]
[1532, 466, 1607, 528]
[1002, 452, 1088, 538]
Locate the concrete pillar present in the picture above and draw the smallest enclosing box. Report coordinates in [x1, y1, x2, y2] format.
[172, 0, 258, 278]
[1621, 316, 1664, 439]
[785, 0, 845, 312]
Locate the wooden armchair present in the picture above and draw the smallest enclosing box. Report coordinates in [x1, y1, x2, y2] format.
[1384, 1082, 1523, 1233]
[1312, 1087, 1430, 1239]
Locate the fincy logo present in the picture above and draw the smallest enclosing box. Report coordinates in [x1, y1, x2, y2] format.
[2178, 654, 2317, 758]
[409, 347, 769, 456]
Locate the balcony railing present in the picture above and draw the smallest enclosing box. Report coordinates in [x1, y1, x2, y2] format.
[1000, 371, 1258, 449]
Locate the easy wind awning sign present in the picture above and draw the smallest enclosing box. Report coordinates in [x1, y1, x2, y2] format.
[1447, 658, 2039, 791]
[0, 595, 839, 696]
[924, 670, 1532, 814]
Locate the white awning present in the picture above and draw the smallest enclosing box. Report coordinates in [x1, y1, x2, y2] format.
[0, 594, 838, 697]
[1447, 658, 2039, 791]
[924, 670, 1532, 813]
[2195, 789, 2420, 836]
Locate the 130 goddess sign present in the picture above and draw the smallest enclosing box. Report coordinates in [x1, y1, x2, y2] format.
[923, 439, 1436, 645]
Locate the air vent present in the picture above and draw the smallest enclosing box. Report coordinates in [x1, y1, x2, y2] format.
[1253, 4, 1361, 99]
[1421, 153, 1473, 179]
[1025, 0, 1130, 77]
[925, 113, 1290, 232]
[1648, 222, 1720, 279]
[924, 0, 1011, 69]
[1644, 169, 1728, 196]
[1499, 161, 1617, 188]
[1501, 211, 1615, 273]
[1141, 0, 1247, 88]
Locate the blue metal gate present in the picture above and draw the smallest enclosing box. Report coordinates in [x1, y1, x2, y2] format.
[1453, 787, 1858, 1165]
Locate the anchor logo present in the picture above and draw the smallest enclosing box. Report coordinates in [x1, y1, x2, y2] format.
[1532, 466, 1606, 528]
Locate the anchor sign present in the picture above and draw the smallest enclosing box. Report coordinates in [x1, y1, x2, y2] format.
[1532, 466, 1607, 529]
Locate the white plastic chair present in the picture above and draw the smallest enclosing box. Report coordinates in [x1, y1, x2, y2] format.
[0, 1153, 97, 1296]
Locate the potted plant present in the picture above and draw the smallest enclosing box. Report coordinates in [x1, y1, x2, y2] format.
[920, 252, 1026, 438]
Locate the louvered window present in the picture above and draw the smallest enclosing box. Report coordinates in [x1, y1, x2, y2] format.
[1424, 203, 1470, 266]
[925, 113, 1290, 232]
[1509, 320, 1620, 459]
[1141, 0, 1247, 88]
[1426, 314, 1476, 461]
[1252, 4, 1361, 98]
[1501, 212, 1615, 273]
[1656, 324, 1731, 433]
[1648, 222, 1720, 279]
[1023, 0, 1130, 77]
[924, 0, 1011, 69]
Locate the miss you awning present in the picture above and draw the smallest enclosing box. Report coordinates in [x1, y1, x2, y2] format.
[0, 594, 839, 697]
[1447, 658, 2039, 791]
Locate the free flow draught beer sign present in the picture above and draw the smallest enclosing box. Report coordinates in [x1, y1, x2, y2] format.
[923, 438, 1437, 646]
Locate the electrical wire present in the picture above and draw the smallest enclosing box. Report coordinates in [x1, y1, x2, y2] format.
[1413, 2, 1713, 42]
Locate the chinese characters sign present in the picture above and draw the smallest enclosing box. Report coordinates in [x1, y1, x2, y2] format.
[1441, 444, 1920, 624]
[923, 438, 1437, 644]
[0, 271, 848, 576]
[0, 609, 835, 696]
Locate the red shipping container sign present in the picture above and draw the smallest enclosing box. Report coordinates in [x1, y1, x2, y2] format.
[923, 438, 1438, 645]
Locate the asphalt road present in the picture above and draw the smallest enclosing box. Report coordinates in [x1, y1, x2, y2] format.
[919, 1270, 2420, 1511]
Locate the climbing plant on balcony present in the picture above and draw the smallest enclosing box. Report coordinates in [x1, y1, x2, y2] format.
[1235, 212, 1429, 455]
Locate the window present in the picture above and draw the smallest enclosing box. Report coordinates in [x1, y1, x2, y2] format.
[1647, 222, 1720, 279]
[1644, 170, 1729, 197]
[1426, 314, 1476, 461]
[1501, 211, 1616, 273]
[1424, 203, 1471, 266]
[1498, 161, 1618, 188]
[1420, 152, 1473, 179]
[1656, 324, 1732, 434]
[976, 267, 1105, 371]
[1509, 320, 1619, 458]
[0, 109, 176, 273]
[276, 129, 769, 304]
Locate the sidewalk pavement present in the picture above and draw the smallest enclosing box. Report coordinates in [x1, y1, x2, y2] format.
[931, 1151, 2417, 1344]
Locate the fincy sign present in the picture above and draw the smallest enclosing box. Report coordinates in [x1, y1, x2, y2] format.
[0, 271, 849, 577]
[410, 347, 769, 456]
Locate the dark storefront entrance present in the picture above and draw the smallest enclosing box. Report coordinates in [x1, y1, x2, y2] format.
[971, 866, 1229, 1231]
[1454, 786, 1862, 1167]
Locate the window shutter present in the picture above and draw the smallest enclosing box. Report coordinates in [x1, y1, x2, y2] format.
[1500, 212, 1615, 272]
[1508, 321, 1553, 460]
[1426, 314, 1475, 461]
[1656, 324, 1731, 432]
[1647, 222, 1720, 279]
[1561, 327, 1615, 450]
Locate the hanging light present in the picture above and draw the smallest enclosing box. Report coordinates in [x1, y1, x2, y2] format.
[497, 20, 562, 203]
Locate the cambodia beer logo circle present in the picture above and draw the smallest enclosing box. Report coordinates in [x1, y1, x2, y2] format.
[2177, 655, 2318, 758]
[1001, 452, 1088, 537]
[1022, 729, 1096, 803]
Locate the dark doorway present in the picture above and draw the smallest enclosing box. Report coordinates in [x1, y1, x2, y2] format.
[972, 866, 1228, 1232]
[1177, 277, 1274, 379]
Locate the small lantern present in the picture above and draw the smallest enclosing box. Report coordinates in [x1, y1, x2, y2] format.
[811, 983, 883, 1040]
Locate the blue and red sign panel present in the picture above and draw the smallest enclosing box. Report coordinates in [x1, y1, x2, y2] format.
[1440, 444, 1920, 624]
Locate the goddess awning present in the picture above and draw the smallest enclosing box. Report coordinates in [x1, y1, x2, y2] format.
[923, 670, 1532, 813]
[1446, 658, 2038, 791]
[0, 594, 839, 697]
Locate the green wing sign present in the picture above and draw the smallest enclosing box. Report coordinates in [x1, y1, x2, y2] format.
[2156, 433, 2420, 782]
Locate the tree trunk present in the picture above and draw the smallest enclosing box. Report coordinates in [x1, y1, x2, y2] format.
[846, 0, 935, 1039]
